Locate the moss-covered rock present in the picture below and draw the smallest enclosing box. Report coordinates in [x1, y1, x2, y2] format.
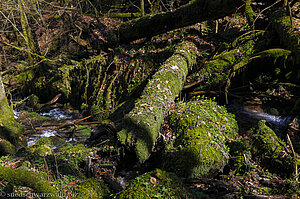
[163, 97, 238, 178]
[227, 137, 252, 175]
[28, 137, 53, 157]
[116, 169, 195, 198]
[250, 120, 297, 178]
[17, 111, 49, 125]
[74, 178, 110, 199]
[0, 138, 16, 155]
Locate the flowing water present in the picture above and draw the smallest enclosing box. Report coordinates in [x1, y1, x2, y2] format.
[227, 101, 294, 134]
[15, 108, 79, 146]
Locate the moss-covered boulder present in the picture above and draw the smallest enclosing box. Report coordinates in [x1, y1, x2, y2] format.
[28, 137, 53, 157]
[250, 120, 297, 178]
[0, 138, 16, 155]
[163, 97, 238, 178]
[116, 169, 195, 198]
[74, 179, 110, 199]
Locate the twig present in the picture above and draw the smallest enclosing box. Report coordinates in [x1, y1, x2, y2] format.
[141, 188, 152, 199]
[253, 0, 281, 27]
[287, 133, 298, 181]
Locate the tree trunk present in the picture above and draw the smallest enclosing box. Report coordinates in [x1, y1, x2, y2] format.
[0, 166, 58, 198]
[117, 38, 198, 163]
[116, 0, 244, 43]
[269, 8, 300, 66]
[0, 75, 26, 154]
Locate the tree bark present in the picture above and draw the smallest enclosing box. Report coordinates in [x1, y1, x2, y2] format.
[0, 75, 26, 154]
[117, 38, 198, 163]
[116, 0, 244, 43]
[269, 8, 300, 66]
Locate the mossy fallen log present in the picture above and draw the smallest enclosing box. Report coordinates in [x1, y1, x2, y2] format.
[108, 12, 142, 18]
[0, 166, 58, 198]
[250, 120, 297, 178]
[0, 75, 26, 154]
[116, 0, 243, 43]
[270, 8, 300, 66]
[197, 30, 267, 91]
[163, 98, 238, 178]
[117, 39, 198, 163]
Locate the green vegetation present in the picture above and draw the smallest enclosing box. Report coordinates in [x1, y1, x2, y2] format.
[163, 97, 238, 177]
[250, 120, 297, 178]
[116, 169, 195, 198]
[117, 40, 198, 163]
[0, 0, 299, 198]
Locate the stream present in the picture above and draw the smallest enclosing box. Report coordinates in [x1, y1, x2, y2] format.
[14, 108, 82, 147]
[227, 100, 295, 134]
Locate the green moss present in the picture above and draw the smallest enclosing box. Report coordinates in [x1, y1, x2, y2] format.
[0, 138, 16, 155]
[25, 94, 43, 110]
[0, 97, 26, 149]
[32, 145, 52, 157]
[28, 137, 53, 157]
[18, 110, 49, 122]
[74, 179, 110, 199]
[116, 169, 195, 198]
[13, 68, 35, 85]
[0, 166, 58, 198]
[164, 97, 238, 177]
[55, 144, 99, 176]
[250, 120, 297, 178]
[245, 0, 256, 26]
[227, 137, 251, 175]
[164, 127, 224, 178]
[117, 40, 198, 163]
[35, 137, 52, 146]
[170, 97, 238, 140]
[71, 126, 93, 139]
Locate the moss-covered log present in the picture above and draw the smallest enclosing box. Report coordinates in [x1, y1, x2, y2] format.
[116, 0, 244, 43]
[0, 166, 59, 198]
[117, 39, 198, 163]
[250, 120, 297, 178]
[196, 30, 267, 91]
[0, 75, 26, 154]
[270, 8, 300, 66]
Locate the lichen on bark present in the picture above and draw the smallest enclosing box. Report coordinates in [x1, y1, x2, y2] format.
[117, 39, 198, 163]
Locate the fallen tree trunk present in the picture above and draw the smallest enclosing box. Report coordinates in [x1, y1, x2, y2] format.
[269, 8, 300, 77]
[0, 75, 26, 155]
[116, 0, 244, 43]
[117, 38, 198, 163]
